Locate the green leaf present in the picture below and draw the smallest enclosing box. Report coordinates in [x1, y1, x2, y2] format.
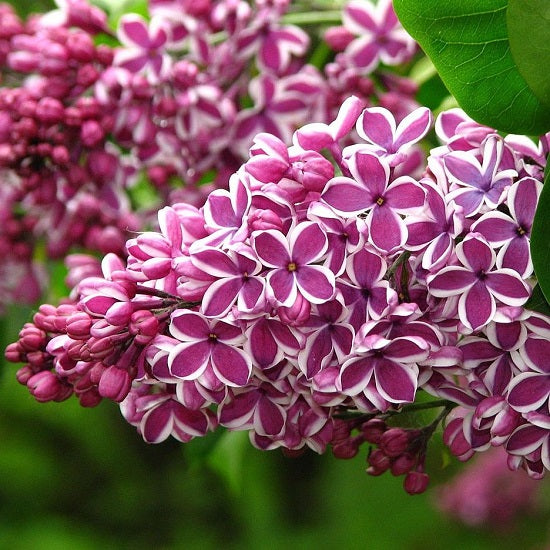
[507, 0, 550, 110]
[524, 284, 550, 316]
[531, 158, 550, 304]
[394, 0, 550, 134]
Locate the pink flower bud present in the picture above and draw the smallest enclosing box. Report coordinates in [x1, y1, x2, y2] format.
[5, 342, 22, 363]
[66, 311, 93, 340]
[331, 419, 353, 443]
[7, 51, 39, 72]
[27, 371, 63, 402]
[88, 336, 114, 360]
[403, 471, 430, 495]
[379, 428, 410, 458]
[98, 366, 131, 402]
[76, 64, 100, 87]
[248, 209, 284, 232]
[66, 32, 95, 62]
[130, 310, 159, 345]
[323, 26, 354, 52]
[18, 325, 47, 352]
[35, 97, 64, 124]
[40, 43, 69, 75]
[78, 388, 102, 407]
[277, 294, 311, 326]
[80, 119, 104, 147]
[16, 365, 34, 385]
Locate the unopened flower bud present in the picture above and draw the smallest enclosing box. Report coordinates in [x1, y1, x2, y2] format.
[98, 365, 131, 402]
[380, 428, 410, 458]
[35, 97, 64, 124]
[324, 26, 354, 51]
[80, 119, 104, 147]
[366, 448, 391, 476]
[332, 438, 360, 459]
[403, 471, 430, 495]
[5, 342, 22, 363]
[277, 293, 311, 326]
[16, 365, 34, 385]
[248, 209, 284, 232]
[66, 311, 93, 340]
[130, 310, 159, 345]
[27, 371, 62, 402]
[361, 418, 387, 444]
[390, 453, 416, 476]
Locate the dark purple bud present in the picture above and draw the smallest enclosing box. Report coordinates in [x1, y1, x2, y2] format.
[331, 419, 353, 443]
[390, 453, 416, 476]
[361, 418, 387, 444]
[403, 471, 430, 495]
[366, 448, 391, 476]
[379, 428, 410, 458]
[78, 388, 102, 407]
[332, 439, 360, 459]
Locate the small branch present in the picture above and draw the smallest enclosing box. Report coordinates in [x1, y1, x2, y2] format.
[282, 10, 342, 26]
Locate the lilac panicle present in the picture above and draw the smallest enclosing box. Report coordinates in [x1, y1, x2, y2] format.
[4, 0, 550, 491]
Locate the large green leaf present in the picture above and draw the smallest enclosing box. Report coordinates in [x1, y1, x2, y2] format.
[394, 0, 550, 134]
[507, 0, 550, 110]
[530, 159, 550, 306]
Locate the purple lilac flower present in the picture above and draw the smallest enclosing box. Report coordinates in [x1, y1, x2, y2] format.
[7, 90, 550, 488]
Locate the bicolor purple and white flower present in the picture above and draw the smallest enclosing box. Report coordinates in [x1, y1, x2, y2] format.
[428, 233, 531, 331]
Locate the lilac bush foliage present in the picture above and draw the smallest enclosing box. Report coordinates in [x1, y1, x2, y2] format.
[7, 92, 550, 494]
[0, 0, 419, 311]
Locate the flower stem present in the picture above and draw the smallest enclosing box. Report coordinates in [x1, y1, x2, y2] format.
[281, 11, 342, 26]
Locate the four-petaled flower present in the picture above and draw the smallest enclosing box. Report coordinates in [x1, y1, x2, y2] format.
[251, 221, 335, 306]
[168, 311, 252, 387]
[322, 151, 425, 251]
[428, 233, 530, 331]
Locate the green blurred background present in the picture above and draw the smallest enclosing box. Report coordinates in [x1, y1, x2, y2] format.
[2, 1, 550, 548]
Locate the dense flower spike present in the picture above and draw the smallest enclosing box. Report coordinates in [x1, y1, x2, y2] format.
[8, 87, 550, 491]
[5, 0, 550, 495]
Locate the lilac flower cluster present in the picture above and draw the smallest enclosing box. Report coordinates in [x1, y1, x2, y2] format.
[0, 0, 417, 311]
[7, 94, 549, 493]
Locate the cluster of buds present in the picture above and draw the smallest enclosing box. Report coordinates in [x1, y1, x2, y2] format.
[331, 416, 438, 494]
[0, 0, 418, 312]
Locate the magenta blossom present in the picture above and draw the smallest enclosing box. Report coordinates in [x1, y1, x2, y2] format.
[251, 221, 335, 307]
[322, 150, 425, 251]
[428, 233, 530, 331]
